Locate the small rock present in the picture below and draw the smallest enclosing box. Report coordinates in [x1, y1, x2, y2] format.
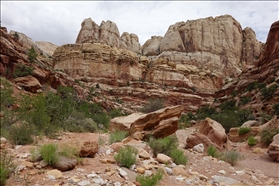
[0, 137, 7, 144]
[173, 166, 188, 177]
[144, 170, 153, 177]
[236, 170, 245, 176]
[193, 143, 204, 153]
[15, 165, 25, 173]
[77, 168, 85, 172]
[252, 175, 261, 183]
[211, 176, 240, 185]
[138, 149, 150, 159]
[136, 167, 145, 174]
[46, 169, 62, 179]
[175, 175, 185, 182]
[92, 177, 105, 185]
[218, 170, 226, 175]
[39, 160, 48, 167]
[199, 174, 208, 182]
[21, 161, 33, 168]
[156, 153, 172, 164]
[114, 182, 121, 186]
[69, 176, 81, 183]
[119, 168, 128, 177]
[77, 180, 91, 186]
[265, 178, 275, 185]
[165, 167, 173, 175]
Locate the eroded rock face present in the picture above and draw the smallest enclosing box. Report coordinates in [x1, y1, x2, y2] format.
[141, 36, 163, 56]
[75, 18, 140, 54]
[268, 134, 279, 162]
[109, 105, 184, 140]
[14, 75, 42, 93]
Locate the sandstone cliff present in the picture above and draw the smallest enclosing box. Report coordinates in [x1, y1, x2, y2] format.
[75, 18, 141, 54]
[216, 20, 279, 115]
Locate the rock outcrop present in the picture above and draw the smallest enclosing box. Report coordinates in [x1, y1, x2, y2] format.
[268, 134, 279, 162]
[110, 105, 184, 140]
[216, 20, 279, 115]
[75, 18, 141, 54]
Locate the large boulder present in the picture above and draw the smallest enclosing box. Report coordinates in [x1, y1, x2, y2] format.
[53, 156, 77, 171]
[14, 75, 42, 93]
[199, 118, 227, 148]
[267, 134, 279, 162]
[109, 105, 184, 140]
[79, 141, 99, 158]
[228, 127, 260, 142]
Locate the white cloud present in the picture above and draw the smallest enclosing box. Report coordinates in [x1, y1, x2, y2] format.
[1, 1, 278, 46]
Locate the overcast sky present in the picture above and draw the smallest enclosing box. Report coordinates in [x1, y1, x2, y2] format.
[1, 1, 278, 46]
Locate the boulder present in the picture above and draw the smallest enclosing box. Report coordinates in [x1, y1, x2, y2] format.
[199, 118, 227, 148]
[14, 75, 42, 93]
[259, 115, 279, 131]
[53, 156, 77, 171]
[267, 134, 279, 162]
[156, 153, 172, 164]
[228, 127, 260, 142]
[241, 120, 260, 128]
[79, 141, 99, 158]
[141, 36, 163, 56]
[192, 143, 204, 153]
[110, 105, 184, 140]
[185, 132, 222, 151]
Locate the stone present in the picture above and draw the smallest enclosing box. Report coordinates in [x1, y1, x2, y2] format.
[235, 170, 245, 176]
[46, 169, 63, 179]
[192, 143, 204, 153]
[77, 180, 91, 186]
[267, 134, 279, 162]
[218, 170, 226, 175]
[241, 120, 259, 127]
[0, 137, 7, 144]
[14, 75, 42, 93]
[172, 166, 188, 177]
[121, 167, 137, 181]
[199, 118, 227, 148]
[136, 167, 145, 174]
[20, 161, 33, 168]
[156, 153, 172, 164]
[186, 132, 222, 151]
[211, 175, 240, 185]
[165, 167, 173, 175]
[53, 156, 77, 171]
[138, 149, 151, 159]
[79, 141, 99, 158]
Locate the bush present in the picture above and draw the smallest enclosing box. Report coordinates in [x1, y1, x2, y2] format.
[148, 135, 178, 156]
[136, 169, 163, 186]
[148, 135, 187, 165]
[207, 145, 220, 158]
[109, 130, 128, 144]
[114, 146, 138, 168]
[12, 64, 34, 78]
[221, 150, 243, 166]
[39, 143, 59, 165]
[260, 128, 279, 146]
[0, 150, 15, 186]
[28, 46, 38, 63]
[238, 127, 251, 135]
[272, 103, 279, 115]
[8, 123, 34, 145]
[247, 136, 257, 146]
[219, 100, 237, 111]
[169, 148, 188, 165]
[260, 84, 278, 100]
[140, 98, 164, 113]
[240, 96, 251, 105]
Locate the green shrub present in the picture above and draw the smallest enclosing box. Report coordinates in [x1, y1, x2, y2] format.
[272, 103, 279, 115]
[12, 64, 34, 78]
[196, 105, 216, 120]
[240, 96, 251, 105]
[39, 143, 58, 165]
[109, 108, 123, 119]
[260, 128, 279, 146]
[219, 100, 237, 111]
[0, 150, 15, 186]
[179, 113, 193, 129]
[58, 144, 79, 159]
[221, 150, 243, 166]
[0, 78, 14, 109]
[109, 130, 128, 144]
[140, 98, 164, 113]
[114, 146, 138, 168]
[238, 127, 251, 135]
[8, 123, 34, 145]
[245, 82, 258, 92]
[260, 84, 278, 100]
[207, 145, 220, 158]
[28, 46, 38, 63]
[136, 169, 163, 186]
[169, 148, 188, 165]
[247, 136, 257, 146]
[148, 135, 178, 156]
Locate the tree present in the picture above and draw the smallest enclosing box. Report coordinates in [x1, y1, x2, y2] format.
[28, 46, 38, 63]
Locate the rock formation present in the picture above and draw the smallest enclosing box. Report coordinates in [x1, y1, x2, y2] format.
[75, 18, 141, 54]
[216, 20, 279, 115]
[109, 105, 184, 140]
[268, 134, 279, 162]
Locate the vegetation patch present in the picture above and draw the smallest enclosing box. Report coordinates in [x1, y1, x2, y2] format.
[207, 145, 220, 158]
[221, 150, 243, 166]
[109, 130, 128, 144]
[114, 146, 138, 168]
[247, 136, 257, 146]
[136, 169, 163, 186]
[140, 98, 164, 113]
[39, 143, 59, 165]
[260, 128, 279, 146]
[0, 150, 15, 186]
[238, 127, 251, 135]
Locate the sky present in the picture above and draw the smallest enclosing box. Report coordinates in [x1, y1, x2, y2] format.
[1, 1, 278, 46]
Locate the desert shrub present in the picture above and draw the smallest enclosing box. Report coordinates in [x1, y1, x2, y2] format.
[148, 135, 178, 156]
[260, 84, 278, 100]
[28, 46, 38, 63]
[240, 96, 251, 105]
[169, 148, 188, 165]
[136, 169, 163, 186]
[8, 122, 35, 145]
[58, 144, 79, 159]
[114, 146, 138, 168]
[0, 78, 14, 109]
[140, 98, 164, 113]
[109, 108, 123, 119]
[196, 105, 216, 120]
[39, 143, 58, 165]
[247, 136, 257, 146]
[260, 128, 279, 146]
[219, 100, 237, 111]
[221, 150, 243, 166]
[207, 145, 220, 158]
[109, 130, 128, 144]
[179, 113, 193, 129]
[238, 127, 251, 135]
[12, 64, 34, 78]
[30, 148, 41, 162]
[245, 82, 258, 92]
[0, 150, 15, 186]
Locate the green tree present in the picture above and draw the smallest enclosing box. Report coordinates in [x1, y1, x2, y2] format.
[28, 46, 38, 63]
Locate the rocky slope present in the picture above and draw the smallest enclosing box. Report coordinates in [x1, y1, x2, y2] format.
[216, 20, 279, 116]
